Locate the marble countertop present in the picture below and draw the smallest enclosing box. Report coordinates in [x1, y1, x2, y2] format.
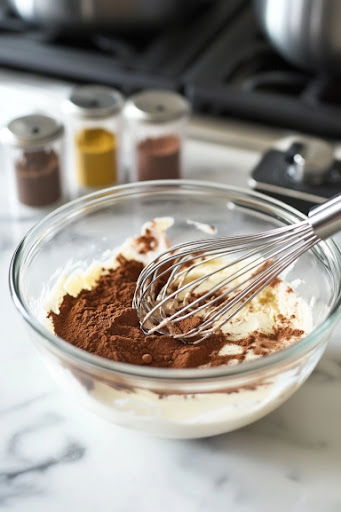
[1, 71, 341, 512]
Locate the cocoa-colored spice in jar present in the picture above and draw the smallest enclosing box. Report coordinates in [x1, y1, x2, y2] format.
[137, 135, 181, 180]
[1, 114, 64, 213]
[124, 89, 190, 182]
[15, 149, 61, 207]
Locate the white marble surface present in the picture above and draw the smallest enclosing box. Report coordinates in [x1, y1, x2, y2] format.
[1, 71, 341, 512]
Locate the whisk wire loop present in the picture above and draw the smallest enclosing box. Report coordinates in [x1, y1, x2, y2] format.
[133, 216, 328, 343]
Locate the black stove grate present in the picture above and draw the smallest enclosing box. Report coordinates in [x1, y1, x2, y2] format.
[1, 1, 341, 138]
[0, 1, 245, 92]
[184, 9, 341, 138]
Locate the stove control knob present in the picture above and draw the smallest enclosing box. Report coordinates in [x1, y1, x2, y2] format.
[279, 136, 335, 185]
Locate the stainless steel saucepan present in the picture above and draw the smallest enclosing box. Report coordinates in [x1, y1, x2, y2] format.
[255, 0, 341, 75]
[8, 0, 202, 31]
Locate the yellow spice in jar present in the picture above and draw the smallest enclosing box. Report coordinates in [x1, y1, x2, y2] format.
[75, 128, 117, 187]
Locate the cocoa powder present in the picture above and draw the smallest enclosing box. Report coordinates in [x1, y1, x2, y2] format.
[137, 135, 181, 181]
[15, 149, 61, 207]
[49, 258, 304, 369]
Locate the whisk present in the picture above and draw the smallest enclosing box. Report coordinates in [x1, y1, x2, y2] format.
[133, 195, 341, 344]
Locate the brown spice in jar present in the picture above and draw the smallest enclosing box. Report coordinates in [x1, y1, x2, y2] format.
[49, 258, 304, 369]
[137, 135, 181, 181]
[15, 149, 61, 207]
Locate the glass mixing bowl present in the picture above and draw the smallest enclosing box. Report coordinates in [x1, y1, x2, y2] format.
[9, 181, 341, 438]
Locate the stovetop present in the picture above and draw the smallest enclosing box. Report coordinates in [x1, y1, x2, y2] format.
[1, 0, 341, 138]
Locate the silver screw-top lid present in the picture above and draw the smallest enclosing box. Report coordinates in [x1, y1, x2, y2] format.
[1, 114, 64, 148]
[124, 89, 190, 124]
[65, 85, 124, 119]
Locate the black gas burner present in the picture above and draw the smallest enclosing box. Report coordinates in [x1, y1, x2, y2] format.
[0, 0, 244, 91]
[184, 9, 341, 138]
[1, 1, 341, 138]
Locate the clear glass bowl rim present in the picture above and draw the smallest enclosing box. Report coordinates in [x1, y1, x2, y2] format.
[9, 179, 341, 381]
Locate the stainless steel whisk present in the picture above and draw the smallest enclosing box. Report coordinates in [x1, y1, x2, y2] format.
[133, 195, 341, 344]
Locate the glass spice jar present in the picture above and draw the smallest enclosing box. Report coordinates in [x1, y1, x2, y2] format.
[123, 90, 190, 182]
[1, 114, 65, 218]
[64, 85, 124, 195]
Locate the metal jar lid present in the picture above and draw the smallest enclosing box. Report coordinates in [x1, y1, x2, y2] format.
[65, 85, 124, 119]
[124, 89, 190, 124]
[1, 114, 64, 148]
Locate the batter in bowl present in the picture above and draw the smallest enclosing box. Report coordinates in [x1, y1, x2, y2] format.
[35, 217, 319, 438]
[47, 218, 312, 368]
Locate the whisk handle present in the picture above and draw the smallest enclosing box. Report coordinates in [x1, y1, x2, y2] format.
[308, 193, 341, 239]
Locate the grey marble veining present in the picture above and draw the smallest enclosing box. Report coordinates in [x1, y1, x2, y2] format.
[1, 70, 341, 512]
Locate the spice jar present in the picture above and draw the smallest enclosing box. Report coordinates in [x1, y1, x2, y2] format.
[65, 85, 124, 194]
[124, 90, 190, 182]
[2, 114, 65, 217]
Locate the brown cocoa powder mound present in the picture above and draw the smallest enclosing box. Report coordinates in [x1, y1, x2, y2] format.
[48, 257, 303, 369]
[48, 258, 230, 368]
